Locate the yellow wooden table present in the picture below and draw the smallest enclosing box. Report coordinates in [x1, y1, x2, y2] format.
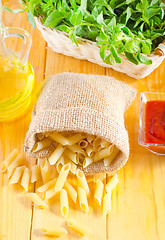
[0, 8, 165, 240]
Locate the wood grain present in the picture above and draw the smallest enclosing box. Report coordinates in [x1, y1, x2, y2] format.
[0, 6, 165, 240]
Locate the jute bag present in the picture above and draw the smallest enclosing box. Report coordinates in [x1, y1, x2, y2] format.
[25, 73, 136, 174]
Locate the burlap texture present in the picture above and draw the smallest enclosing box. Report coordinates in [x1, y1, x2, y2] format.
[25, 73, 136, 174]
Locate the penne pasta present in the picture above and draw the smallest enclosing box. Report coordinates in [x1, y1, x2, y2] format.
[37, 178, 57, 193]
[83, 157, 93, 168]
[77, 151, 87, 160]
[49, 132, 69, 145]
[78, 158, 84, 166]
[1, 162, 6, 173]
[56, 155, 65, 173]
[44, 188, 57, 201]
[93, 137, 101, 147]
[49, 144, 65, 165]
[67, 218, 92, 236]
[76, 169, 90, 196]
[7, 154, 22, 179]
[1, 149, 18, 173]
[54, 163, 71, 193]
[100, 139, 111, 148]
[77, 187, 89, 213]
[21, 167, 31, 192]
[63, 156, 77, 174]
[64, 181, 77, 203]
[60, 189, 69, 218]
[26, 193, 48, 209]
[31, 164, 40, 183]
[94, 145, 114, 162]
[37, 133, 45, 140]
[40, 159, 50, 184]
[68, 160, 77, 175]
[105, 174, 119, 193]
[102, 192, 111, 216]
[86, 134, 95, 144]
[64, 148, 79, 164]
[33, 138, 52, 152]
[41, 227, 67, 237]
[85, 144, 94, 157]
[103, 145, 120, 166]
[67, 144, 85, 154]
[9, 166, 25, 184]
[94, 179, 104, 206]
[78, 140, 88, 148]
[67, 133, 86, 145]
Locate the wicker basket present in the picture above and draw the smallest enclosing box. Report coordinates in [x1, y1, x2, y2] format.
[36, 18, 165, 79]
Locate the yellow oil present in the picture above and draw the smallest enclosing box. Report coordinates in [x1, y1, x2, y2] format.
[0, 55, 35, 121]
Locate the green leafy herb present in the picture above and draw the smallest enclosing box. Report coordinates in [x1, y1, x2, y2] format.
[6, 0, 165, 65]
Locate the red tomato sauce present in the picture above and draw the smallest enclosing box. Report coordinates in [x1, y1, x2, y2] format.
[145, 100, 165, 144]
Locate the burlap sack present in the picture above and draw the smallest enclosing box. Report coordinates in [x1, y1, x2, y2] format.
[25, 73, 136, 174]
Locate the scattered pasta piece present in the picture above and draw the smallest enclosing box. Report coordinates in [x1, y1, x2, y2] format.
[78, 140, 88, 148]
[31, 164, 40, 183]
[94, 145, 114, 162]
[94, 179, 104, 206]
[83, 157, 93, 168]
[67, 133, 86, 145]
[105, 174, 119, 193]
[49, 144, 65, 165]
[44, 188, 57, 201]
[64, 149, 79, 164]
[41, 227, 67, 237]
[26, 193, 48, 209]
[21, 167, 31, 192]
[37, 133, 45, 140]
[102, 192, 111, 216]
[76, 169, 90, 196]
[104, 146, 120, 166]
[37, 178, 57, 193]
[78, 187, 89, 213]
[100, 139, 111, 148]
[93, 137, 101, 147]
[1, 149, 18, 173]
[40, 159, 50, 183]
[64, 181, 77, 203]
[67, 218, 92, 236]
[85, 144, 94, 157]
[60, 189, 69, 218]
[7, 154, 23, 179]
[49, 132, 69, 145]
[33, 138, 52, 153]
[54, 163, 71, 193]
[9, 166, 25, 185]
[56, 155, 65, 173]
[86, 134, 95, 144]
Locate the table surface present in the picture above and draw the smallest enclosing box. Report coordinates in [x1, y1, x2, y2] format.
[0, 6, 165, 240]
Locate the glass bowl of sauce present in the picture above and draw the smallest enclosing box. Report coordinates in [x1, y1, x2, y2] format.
[139, 91, 165, 155]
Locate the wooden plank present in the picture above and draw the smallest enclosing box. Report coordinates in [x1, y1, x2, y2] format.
[30, 50, 107, 240]
[0, 8, 47, 240]
[106, 62, 165, 240]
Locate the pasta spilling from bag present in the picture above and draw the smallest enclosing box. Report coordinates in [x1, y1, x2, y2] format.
[1, 149, 120, 237]
[25, 73, 136, 174]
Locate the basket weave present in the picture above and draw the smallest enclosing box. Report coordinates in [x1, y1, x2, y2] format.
[36, 18, 165, 79]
